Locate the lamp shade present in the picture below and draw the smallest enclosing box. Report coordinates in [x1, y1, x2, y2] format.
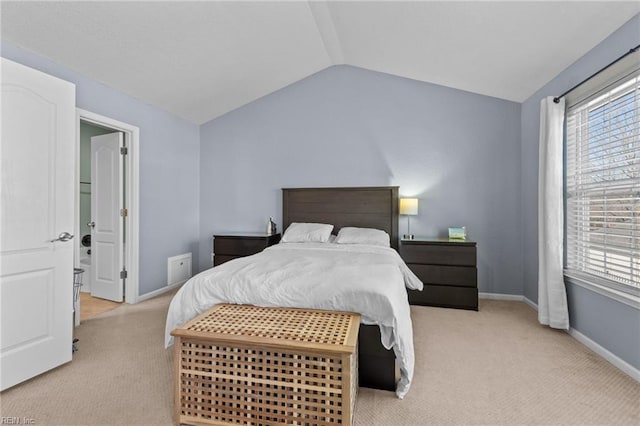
[399, 198, 418, 215]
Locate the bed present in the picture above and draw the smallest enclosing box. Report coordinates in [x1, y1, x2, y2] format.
[164, 186, 422, 399]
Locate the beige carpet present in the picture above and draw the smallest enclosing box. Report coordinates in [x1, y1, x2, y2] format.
[1, 293, 638, 425]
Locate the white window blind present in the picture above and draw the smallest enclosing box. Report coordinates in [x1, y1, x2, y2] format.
[565, 70, 640, 295]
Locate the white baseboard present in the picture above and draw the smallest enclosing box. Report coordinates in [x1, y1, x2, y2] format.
[479, 292, 524, 301]
[523, 297, 538, 311]
[136, 281, 185, 303]
[567, 327, 640, 383]
[478, 292, 539, 311]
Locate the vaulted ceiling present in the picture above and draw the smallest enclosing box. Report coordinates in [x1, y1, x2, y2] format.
[2, 1, 639, 124]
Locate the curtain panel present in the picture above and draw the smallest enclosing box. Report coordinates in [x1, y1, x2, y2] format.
[538, 96, 569, 330]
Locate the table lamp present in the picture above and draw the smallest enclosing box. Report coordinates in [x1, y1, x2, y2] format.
[399, 198, 418, 239]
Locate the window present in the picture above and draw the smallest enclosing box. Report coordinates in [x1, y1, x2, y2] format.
[565, 71, 639, 296]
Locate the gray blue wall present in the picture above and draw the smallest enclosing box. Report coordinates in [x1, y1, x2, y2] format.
[520, 14, 640, 370]
[199, 65, 522, 295]
[1, 41, 201, 297]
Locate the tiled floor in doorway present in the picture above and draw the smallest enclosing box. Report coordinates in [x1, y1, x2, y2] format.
[79, 292, 121, 321]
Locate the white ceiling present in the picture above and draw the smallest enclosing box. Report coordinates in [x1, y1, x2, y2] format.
[2, 1, 639, 124]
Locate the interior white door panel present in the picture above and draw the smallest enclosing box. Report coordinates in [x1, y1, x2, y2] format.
[90, 132, 124, 302]
[1, 58, 75, 391]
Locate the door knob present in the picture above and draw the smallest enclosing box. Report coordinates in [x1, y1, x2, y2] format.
[87, 221, 95, 229]
[50, 232, 74, 242]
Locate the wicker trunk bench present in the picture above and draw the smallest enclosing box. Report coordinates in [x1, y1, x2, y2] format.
[171, 304, 360, 426]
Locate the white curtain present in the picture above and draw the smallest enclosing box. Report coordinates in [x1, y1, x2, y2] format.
[538, 96, 569, 330]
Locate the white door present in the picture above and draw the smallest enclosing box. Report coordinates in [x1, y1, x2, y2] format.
[90, 133, 124, 302]
[0, 58, 75, 391]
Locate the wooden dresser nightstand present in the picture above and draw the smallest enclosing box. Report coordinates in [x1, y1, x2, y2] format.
[213, 233, 281, 267]
[400, 238, 478, 310]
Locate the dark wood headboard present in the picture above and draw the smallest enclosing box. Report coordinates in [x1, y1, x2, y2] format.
[282, 186, 399, 250]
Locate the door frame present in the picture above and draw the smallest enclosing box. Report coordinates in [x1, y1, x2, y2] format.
[75, 108, 140, 309]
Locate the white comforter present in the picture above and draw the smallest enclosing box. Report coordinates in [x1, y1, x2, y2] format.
[164, 242, 423, 398]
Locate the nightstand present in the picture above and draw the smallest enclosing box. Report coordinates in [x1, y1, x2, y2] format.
[400, 238, 478, 310]
[213, 233, 281, 267]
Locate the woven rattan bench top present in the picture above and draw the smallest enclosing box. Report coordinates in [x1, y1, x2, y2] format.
[171, 304, 360, 353]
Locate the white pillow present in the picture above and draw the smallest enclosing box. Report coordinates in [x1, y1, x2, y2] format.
[334, 227, 390, 247]
[281, 222, 334, 243]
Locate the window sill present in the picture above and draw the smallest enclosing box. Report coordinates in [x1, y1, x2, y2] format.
[564, 272, 640, 310]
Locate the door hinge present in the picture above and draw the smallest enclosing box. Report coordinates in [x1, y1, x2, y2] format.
[120, 147, 128, 155]
[120, 208, 128, 217]
[120, 269, 128, 279]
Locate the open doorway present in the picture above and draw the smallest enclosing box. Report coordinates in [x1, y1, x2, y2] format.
[74, 109, 139, 326]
